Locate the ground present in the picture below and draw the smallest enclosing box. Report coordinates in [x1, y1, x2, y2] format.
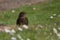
[0, 0, 60, 40]
[0, 0, 52, 11]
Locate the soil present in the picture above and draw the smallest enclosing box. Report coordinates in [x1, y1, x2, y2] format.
[0, 0, 52, 11]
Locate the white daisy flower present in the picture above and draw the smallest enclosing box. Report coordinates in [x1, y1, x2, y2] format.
[17, 34, 22, 39]
[21, 38, 24, 40]
[58, 15, 60, 17]
[53, 14, 56, 16]
[37, 25, 43, 28]
[53, 28, 58, 34]
[33, 7, 36, 10]
[4, 29, 11, 33]
[58, 27, 60, 30]
[23, 25, 28, 29]
[11, 29, 16, 33]
[9, 29, 16, 35]
[57, 33, 60, 40]
[18, 27, 23, 31]
[27, 38, 30, 40]
[12, 10, 15, 13]
[11, 37, 16, 40]
[57, 33, 60, 37]
[50, 16, 54, 19]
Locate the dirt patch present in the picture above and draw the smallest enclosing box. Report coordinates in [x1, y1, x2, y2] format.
[0, 0, 52, 11]
[0, 25, 16, 32]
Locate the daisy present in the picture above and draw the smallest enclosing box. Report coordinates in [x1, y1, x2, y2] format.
[58, 15, 60, 17]
[33, 7, 36, 10]
[58, 27, 60, 30]
[11, 29, 16, 33]
[17, 34, 22, 39]
[12, 10, 15, 13]
[18, 27, 23, 31]
[53, 14, 56, 16]
[23, 25, 28, 29]
[9, 29, 16, 35]
[11, 37, 16, 40]
[27, 38, 30, 40]
[20, 38, 24, 40]
[53, 28, 58, 34]
[50, 16, 54, 19]
[56, 33, 60, 40]
[37, 25, 43, 28]
[4, 29, 11, 33]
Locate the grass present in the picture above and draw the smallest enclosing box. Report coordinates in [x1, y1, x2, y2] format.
[0, 0, 60, 40]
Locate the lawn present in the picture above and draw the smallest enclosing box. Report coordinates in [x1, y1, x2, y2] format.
[0, 0, 60, 40]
